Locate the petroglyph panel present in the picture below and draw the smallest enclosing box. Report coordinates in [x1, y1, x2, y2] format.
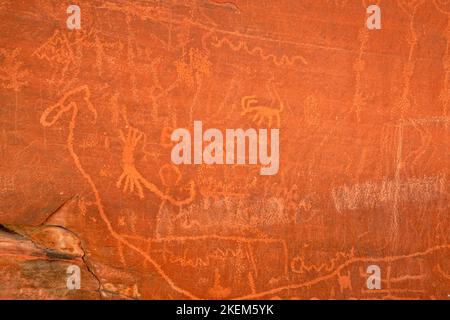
[0, 0, 449, 299]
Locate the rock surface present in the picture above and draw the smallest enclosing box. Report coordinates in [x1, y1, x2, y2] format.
[0, 0, 449, 299]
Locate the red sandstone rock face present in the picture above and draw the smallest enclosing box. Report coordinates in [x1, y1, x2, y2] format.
[0, 0, 449, 299]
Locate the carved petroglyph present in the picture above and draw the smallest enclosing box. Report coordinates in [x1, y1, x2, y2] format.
[32, 30, 76, 88]
[33, 30, 74, 65]
[241, 89, 284, 128]
[40, 86, 200, 299]
[116, 128, 147, 199]
[332, 175, 446, 212]
[40, 85, 97, 127]
[208, 268, 232, 299]
[390, 0, 425, 240]
[117, 127, 196, 205]
[210, 35, 308, 67]
[236, 245, 450, 299]
[291, 250, 355, 275]
[1, 0, 447, 299]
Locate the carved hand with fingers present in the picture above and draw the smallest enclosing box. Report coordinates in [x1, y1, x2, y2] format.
[116, 127, 196, 206]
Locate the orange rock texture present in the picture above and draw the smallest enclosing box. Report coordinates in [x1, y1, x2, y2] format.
[0, 0, 449, 299]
